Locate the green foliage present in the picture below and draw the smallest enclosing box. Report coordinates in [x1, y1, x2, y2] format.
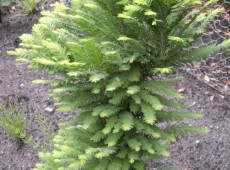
[24, 111, 54, 152]
[0, 99, 54, 151]
[0, 100, 27, 143]
[0, 0, 12, 7]
[9, 0, 229, 169]
[18, 0, 37, 15]
[35, 111, 54, 148]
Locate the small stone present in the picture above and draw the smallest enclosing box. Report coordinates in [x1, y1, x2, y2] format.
[178, 87, 186, 93]
[192, 102, 196, 106]
[195, 140, 200, 144]
[20, 83, 24, 88]
[209, 95, 214, 101]
[45, 107, 55, 113]
[63, 112, 69, 116]
[218, 95, 225, 99]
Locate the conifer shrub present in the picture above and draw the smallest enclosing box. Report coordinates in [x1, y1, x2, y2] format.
[18, 0, 37, 15]
[9, 0, 230, 169]
[0, 100, 27, 144]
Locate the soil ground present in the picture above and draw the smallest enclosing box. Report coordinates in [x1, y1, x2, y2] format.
[149, 71, 230, 170]
[0, 2, 229, 170]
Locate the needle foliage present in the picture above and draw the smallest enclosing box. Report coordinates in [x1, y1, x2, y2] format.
[0, 100, 27, 144]
[9, 0, 229, 169]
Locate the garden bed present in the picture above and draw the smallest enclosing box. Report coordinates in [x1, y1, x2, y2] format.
[0, 1, 229, 170]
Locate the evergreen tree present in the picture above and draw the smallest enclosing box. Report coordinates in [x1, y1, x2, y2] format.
[9, 0, 229, 169]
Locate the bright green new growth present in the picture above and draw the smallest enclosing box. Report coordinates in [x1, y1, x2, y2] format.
[0, 101, 27, 143]
[18, 0, 37, 15]
[9, 0, 229, 169]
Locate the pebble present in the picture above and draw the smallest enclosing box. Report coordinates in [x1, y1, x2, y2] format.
[196, 140, 200, 144]
[45, 107, 55, 113]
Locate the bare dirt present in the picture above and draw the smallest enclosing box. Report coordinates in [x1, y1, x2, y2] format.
[149, 70, 230, 170]
[0, 2, 229, 170]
